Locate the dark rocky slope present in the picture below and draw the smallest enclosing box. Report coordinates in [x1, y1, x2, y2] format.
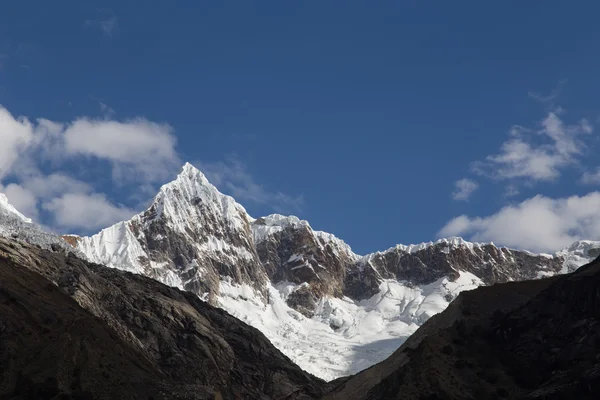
[0, 237, 325, 400]
[325, 254, 600, 400]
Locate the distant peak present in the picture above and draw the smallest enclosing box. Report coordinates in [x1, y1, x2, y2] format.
[374, 236, 499, 256]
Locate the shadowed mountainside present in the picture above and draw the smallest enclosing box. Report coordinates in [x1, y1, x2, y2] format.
[0, 237, 325, 400]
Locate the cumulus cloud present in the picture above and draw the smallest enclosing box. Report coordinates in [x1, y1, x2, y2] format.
[472, 111, 592, 182]
[0, 172, 107, 228]
[0, 105, 179, 231]
[0, 105, 179, 184]
[21, 173, 92, 198]
[42, 193, 135, 230]
[452, 178, 478, 201]
[437, 192, 600, 253]
[0, 183, 38, 218]
[198, 157, 305, 213]
[0, 107, 34, 178]
[63, 118, 178, 183]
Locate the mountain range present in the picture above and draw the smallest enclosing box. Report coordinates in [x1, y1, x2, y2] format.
[1, 163, 600, 399]
[49, 163, 600, 380]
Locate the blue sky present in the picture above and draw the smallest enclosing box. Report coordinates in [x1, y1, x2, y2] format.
[2, 1, 600, 254]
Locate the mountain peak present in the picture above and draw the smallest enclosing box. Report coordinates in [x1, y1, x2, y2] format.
[175, 162, 211, 186]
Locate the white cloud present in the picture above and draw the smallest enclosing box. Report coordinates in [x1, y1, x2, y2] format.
[581, 168, 600, 185]
[42, 192, 135, 231]
[0, 183, 37, 218]
[0, 172, 97, 223]
[0, 105, 300, 233]
[198, 157, 305, 213]
[0, 105, 179, 184]
[472, 111, 592, 182]
[63, 118, 179, 182]
[21, 173, 92, 198]
[437, 192, 600, 253]
[452, 178, 478, 201]
[0, 105, 180, 232]
[0, 107, 34, 178]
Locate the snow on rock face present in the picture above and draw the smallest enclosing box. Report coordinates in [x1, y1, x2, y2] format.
[76, 221, 147, 274]
[69, 163, 600, 381]
[76, 163, 267, 302]
[0, 193, 82, 255]
[0, 193, 32, 223]
[360, 239, 567, 288]
[252, 213, 361, 316]
[556, 240, 600, 273]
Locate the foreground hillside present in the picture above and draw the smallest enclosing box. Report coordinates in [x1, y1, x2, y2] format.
[0, 238, 325, 399]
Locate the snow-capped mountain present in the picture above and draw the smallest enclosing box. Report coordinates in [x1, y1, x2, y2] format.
[3, 163, 599, 381]
[69, 163, 267, 301]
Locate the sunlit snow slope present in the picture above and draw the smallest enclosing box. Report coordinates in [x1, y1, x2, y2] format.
[217, 272, 483, 379]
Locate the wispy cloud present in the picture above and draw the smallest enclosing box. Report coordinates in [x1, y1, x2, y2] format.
[503, 184, 520, 198]
[442, 89, 600, 250]
[0, 54, 9, 71]
[0, 43, 36, 72]
[527, 80, 567, 106]
[198, 156, 305, 213]
[85, 16, 118, 38]
[581, 168, 600, 185]
[472, 109, 592, 183]
[452, 178, 478, 201]
[99, 101, 115, 118]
